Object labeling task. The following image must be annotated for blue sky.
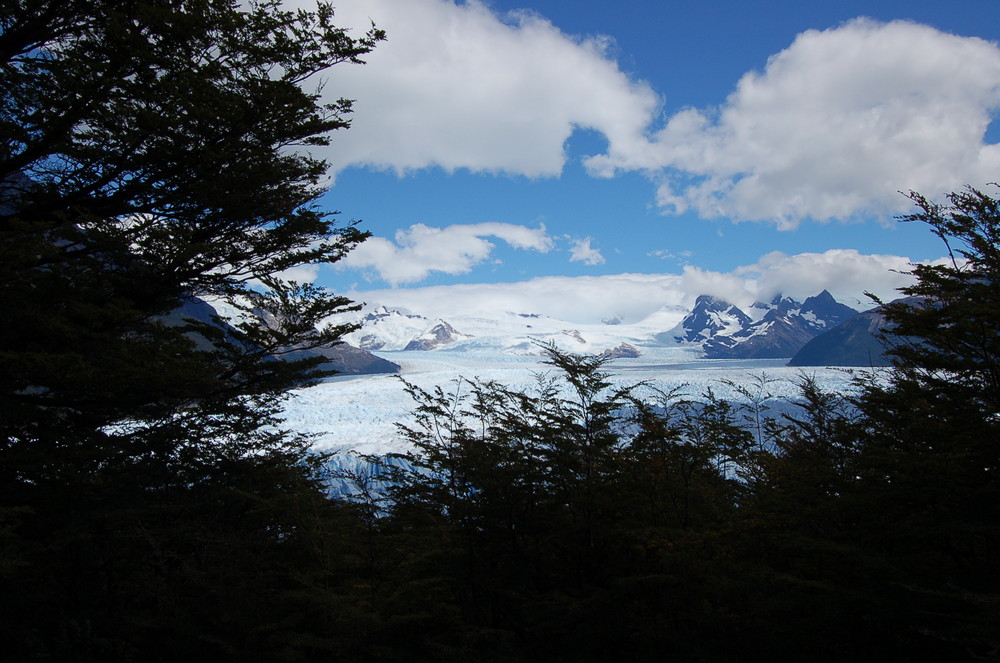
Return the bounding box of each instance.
[286,0,1000,321]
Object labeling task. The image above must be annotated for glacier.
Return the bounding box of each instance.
[269,292,880,460]
[283,345,864,456]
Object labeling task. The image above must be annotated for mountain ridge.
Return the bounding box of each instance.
[334,290,866,362]
[788,296,925,367]
[674,290,858,359]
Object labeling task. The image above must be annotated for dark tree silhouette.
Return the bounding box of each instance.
[0,2,383,660]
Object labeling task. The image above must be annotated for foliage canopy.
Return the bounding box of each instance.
[0,2,384,660]
[3,1,999,656]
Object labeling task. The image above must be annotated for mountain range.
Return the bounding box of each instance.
[172,297,400,376]
[675,290,859,359]
[787,297,924,367]
[332,290,903,367]
[187,288,909,371]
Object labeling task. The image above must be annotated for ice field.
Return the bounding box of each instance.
[283,346,864,456]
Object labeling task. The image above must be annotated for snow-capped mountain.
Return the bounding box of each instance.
[353,306,430,351]
[671,290,858,359]
[789,296,923,367]
[339,304,628,355]
[332,291,861,361]
[183,297,399,375]
[673,295,752,343]
[797,289,859,332]
[403,320,473,351]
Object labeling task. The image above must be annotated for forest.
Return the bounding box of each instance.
[1,1,998,661]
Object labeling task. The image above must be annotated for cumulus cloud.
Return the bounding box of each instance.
[311,0,658,177]
[347,273,687,324]
[339,222,553,285]
[271,263,321,284]
[648,249,694,262]
[733,249,930,306]
[346,249,941,324]
[587,18,1000,226]
[673,249,930,313]
[676,266,754,307]
[298,5,1000,226]
[568,237,605,265]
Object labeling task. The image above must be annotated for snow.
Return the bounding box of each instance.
[283,345,863,456]
[351,306,430,350]
[333,304,695,357]
[237,297,873,457]
[800,311,824,327]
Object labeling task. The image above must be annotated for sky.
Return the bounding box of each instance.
[285,0,1000,323]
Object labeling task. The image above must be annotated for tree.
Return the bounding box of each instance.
[1,0,383,442]
[383,345,753,660]
[0,2,384,659]
[848,187,1000,658]
[862,186,1000,565]
[876,186,1000,412]
[739,186,1000,660]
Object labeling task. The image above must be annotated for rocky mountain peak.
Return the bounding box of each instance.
[674,295,752,343]
[789,296,923,366]
[599,343,640,359]
[672,291,859,359]
[403,320,472,351]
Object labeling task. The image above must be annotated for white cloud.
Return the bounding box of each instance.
[648,249,693,261]
[310,0,658,178]
[339,222,553,285]
[345,249,942,324]
[677,249,930,312]
[677,266,754,307]
[587,19,1000,226]
[733,249,934,307]
[271,263,321,284]
[347,273,687,324]
[297,5,1000,226]
[568,237,605,265]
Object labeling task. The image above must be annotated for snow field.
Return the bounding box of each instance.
[283,347,864,455]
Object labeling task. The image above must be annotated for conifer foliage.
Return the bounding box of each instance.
[3,1,999,656]
[0,0,383,443]
[347,187,1000,660]
[0,2,383,660]
[377,344,749,660]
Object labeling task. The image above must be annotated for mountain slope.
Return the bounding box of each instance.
[284,343,400,375]
[330,291,864,363]
[674,295,751,343]
[788,297,924,367]
[179,298,399,376]
[678,291,859,359]
[404,320,473,351]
